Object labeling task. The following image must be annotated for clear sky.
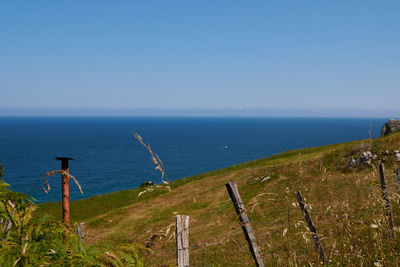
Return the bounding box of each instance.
[1,1,399,114]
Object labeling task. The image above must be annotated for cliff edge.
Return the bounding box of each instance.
[381,119,400,137]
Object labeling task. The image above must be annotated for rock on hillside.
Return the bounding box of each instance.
[380,119,400,137]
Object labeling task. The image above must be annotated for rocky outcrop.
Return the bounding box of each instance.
[360,151,377,164]
[381,119,400,137]
[348,149,400,168]
[140,181,155,187]
[348,151,377,168]
[394,150,400,161]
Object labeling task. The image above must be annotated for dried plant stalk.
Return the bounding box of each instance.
[134,133,171,197]
[134,133,169,183]
[39,170,83,195]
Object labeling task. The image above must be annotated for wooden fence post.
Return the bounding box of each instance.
[379,163,395,238]
[295,191,328,265]
[75,223,85,244]
[226,182,264,267]
[176,215,189,267]
[394,166,400,197]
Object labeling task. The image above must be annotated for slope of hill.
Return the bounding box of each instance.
[36,132,400,266]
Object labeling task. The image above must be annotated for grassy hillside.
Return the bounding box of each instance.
[36,132,400,266]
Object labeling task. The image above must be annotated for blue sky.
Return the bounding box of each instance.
[1,1,399,114]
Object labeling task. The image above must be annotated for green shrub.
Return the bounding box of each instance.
[0,163,144,267]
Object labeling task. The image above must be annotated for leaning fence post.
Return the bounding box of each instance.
[379,163,396,238]
[176,215,189,267]
[394,166,400,197]
[295,191,328,265]
[226,182,264,267]
[75,223,85,244]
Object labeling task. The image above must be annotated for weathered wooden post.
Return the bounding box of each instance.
[55,156,74,227]
[75,223,85,244]
[176,215,189,267]
[226,182,264,267]
[394,166,400,197]
[379,163,395,238]
[295,191,328,265]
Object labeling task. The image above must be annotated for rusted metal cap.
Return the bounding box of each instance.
[55,157,74,161]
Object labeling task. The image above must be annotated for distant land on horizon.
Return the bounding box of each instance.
[0,107,399,118]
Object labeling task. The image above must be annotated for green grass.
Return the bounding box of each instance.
[35,136,359,223]
[34,132,400,266]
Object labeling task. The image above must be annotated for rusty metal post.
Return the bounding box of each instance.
[55,157,73,227]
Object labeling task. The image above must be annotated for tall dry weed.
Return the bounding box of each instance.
[134,133,171,196]
[29,170,83,197]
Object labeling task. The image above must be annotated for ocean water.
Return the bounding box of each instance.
[0,117,387,203]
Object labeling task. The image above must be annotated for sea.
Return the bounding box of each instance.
[0,117,387,203]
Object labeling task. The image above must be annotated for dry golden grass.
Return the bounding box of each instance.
[134,133,171,197]
[32,170,83,195]
[38,133,400,266]
[134,133,168,184]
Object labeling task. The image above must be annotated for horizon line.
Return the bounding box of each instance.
[0,107,399,119]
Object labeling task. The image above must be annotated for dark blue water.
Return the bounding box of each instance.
[0,117,386,202]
